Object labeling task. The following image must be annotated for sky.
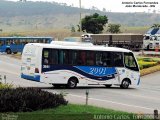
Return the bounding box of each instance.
[7,0,160,13]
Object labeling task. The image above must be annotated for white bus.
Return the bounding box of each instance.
[21,42,140,89]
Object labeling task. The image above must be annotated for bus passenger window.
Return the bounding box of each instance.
[59,50,64,64]
[69,51,78,65]
[50,49,58,64]
[63,50,69,65]
[45,39,49,43]
[102,52,112,67]
[78,51,86,65]
[0,41,4,46]
[96,53,103,66]
[113,52,123,67]
[43,49,49,65]
[86,51,95,65]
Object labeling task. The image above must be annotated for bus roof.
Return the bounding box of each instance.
[26,42,132,53]
[51,41,94,46]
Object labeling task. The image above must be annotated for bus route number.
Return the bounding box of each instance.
[89,67,106,75]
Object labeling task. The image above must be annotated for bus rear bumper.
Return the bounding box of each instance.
[21,73,40,82]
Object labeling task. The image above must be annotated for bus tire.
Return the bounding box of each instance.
[67,77,78,88]
[120,79,130,89]
[6,49,11,54]
[105,84,112,88]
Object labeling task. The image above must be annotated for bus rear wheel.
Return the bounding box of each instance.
[67,78,78,89]
[6,49,11,54]
[120,79,130,89]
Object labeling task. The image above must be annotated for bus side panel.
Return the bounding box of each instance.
[40,69,114,85]
[40,66,116,85]
[116,68,140,86]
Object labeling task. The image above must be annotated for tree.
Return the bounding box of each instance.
[107,24,121,33]
[81,13,108,34]
[71,26,75,32]
[151,24,160,28]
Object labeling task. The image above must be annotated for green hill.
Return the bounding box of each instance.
[0,0,159,33]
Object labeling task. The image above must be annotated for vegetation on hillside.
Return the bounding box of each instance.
[0,0,160,33]
[107,24,121,33]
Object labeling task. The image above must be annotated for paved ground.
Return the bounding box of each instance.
[0,54,160,114]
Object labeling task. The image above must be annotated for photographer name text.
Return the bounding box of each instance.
[122,1,158,8]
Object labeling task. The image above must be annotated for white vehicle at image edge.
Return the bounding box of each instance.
[21,42,140,89]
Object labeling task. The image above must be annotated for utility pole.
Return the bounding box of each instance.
[79,0,82,32]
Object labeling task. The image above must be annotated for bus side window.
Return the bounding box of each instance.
[45,39,49,43]
[86,51,95,65]
[59,50,64,64]
[63,50,69,65]
[96,52,103,66]
[0,40,4,46]
[69,50,78,65]
[6,39,10,45]
[102,52,112,67]
[59,50,69,65]
[43,49,49,65]
[50,49,58,64]
[78,51,86,65]
[113,52,124,67]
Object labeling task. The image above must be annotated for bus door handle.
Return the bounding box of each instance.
[107,75,112,78]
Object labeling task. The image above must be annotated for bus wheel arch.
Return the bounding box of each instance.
[120,78,131,89]
[67,77,79,88]
[6,48,12,54]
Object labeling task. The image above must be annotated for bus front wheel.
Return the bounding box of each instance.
[6,49,11,54]
[120,79,130,89]
[67,77,78,88]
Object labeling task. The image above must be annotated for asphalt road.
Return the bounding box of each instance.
[0,54,160,114]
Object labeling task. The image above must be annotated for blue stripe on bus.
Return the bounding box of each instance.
[21,73,40,82]
[42,65,117,81]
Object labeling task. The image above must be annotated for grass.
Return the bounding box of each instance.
[0,29,72,40]
[137,57,160,70]
[120,26,149,34]
[138,61,157,70]
[0,104,145,120]
[140,64,160,76]
[137,56,160,76]
[0,83,13,89]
